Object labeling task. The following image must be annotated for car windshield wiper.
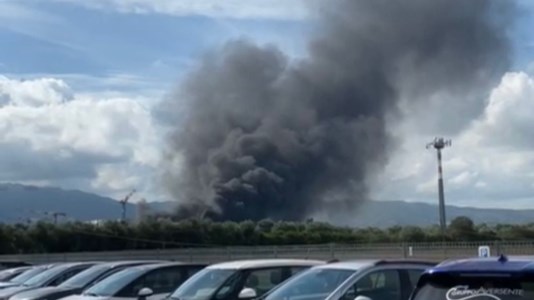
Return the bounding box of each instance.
[83,292,100,297]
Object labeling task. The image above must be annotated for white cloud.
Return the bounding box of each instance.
[0,75,162,201]
[467,72,534,150]
[52,0,313,20]
[0,76,73,106]
[371,71,534,209]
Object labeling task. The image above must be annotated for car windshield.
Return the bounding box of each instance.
[9,267,47,284]
[83,267,144,297]
[412,273,534,300]
[170,268,236,300]
[0,269,19,281]
[59,265,109,289]
[23,265,70,287]
[264,268,356,300]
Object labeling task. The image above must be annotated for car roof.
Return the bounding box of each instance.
[96,260,165,268]
[314,259,436,271]
[207,259,325,270]
[3,266,31,273]
[314,260,379,270]
[426,255,534,275]
[126,262,206,272]
[57,262,101,268]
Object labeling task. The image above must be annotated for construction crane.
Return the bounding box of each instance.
[120,189,136,222]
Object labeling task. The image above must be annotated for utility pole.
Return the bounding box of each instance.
[426,137,452,236]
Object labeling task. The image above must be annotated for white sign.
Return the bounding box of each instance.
[478,246,491,257]
[446,285,523,300]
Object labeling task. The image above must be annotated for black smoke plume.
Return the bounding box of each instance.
[161,0,513,221]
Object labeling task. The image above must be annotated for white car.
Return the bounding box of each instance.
[58,263,206,300]
[261,260,435,300]
[168,259,324,300]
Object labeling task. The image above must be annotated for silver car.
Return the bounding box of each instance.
[169,259,324,300]
[59,262,206,300]
[262,260,435,300]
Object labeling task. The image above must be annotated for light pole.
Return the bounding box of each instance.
[426,137,451,236]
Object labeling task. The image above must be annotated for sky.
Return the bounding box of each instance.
[1,0,534,210]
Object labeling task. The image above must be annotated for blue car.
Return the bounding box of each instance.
[409,255,534,300]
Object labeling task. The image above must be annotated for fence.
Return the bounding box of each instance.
[1,241,534,264]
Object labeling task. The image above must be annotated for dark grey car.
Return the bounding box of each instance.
[0,264,56,290]
[0,262,98,300]
[9,261,164,300]
[0,267,32,282]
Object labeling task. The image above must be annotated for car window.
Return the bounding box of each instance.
[49,267,86,286]
[24,265,72,287]
[0,269,23,281]
[59,265,110,288]
[341,270,401,300]
[186,266,205,278]
[289,267,309,276]
[0,270,13,281]
[406,269,424,290]
[264,268,356,300]
[412,273,534,300]
[9,267,47,284]
[84,267,145,297]
[119,266,186,297]
[171,268,237,300]
[242,268,285,297]
[213,270,244,300]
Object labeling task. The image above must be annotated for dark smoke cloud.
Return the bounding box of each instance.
[161,0,514,221]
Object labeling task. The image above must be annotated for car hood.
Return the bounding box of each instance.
[0,286,34,299]
[10,287,76,300]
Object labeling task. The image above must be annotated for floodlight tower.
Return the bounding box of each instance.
[426,137,452,235]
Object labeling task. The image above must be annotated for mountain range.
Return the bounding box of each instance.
[0,183,533,227]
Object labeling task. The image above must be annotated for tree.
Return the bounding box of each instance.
[400,226,426,242]
[448,216,477,241]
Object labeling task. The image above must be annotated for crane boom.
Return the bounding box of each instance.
[120,189,136,221]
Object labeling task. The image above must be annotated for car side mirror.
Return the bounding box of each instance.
[355,296,372,300]
[138,287,154,300]
[238,288,257,299]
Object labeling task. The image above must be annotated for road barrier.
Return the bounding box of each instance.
[1,241,533,264]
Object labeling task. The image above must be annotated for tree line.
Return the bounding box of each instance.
[1,216,534,254]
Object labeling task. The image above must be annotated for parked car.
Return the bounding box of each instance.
[0,262,31,271]
[409,255,534,300]
[0,267,32,282]
[0,262,98,300]
[262,259,435,300]
[169,259,325,300]
[0,264,57,290]
[60,262,207,300]
[10,261,164,300]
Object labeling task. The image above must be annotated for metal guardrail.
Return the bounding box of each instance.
[1,241,534,264]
